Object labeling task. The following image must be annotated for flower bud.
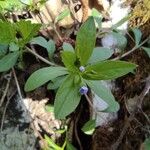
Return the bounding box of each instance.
[79,66,85,72]
[79,86,88,95]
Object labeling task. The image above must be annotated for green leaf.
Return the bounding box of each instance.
[25,67,68,92]
[91,8,102,29]
[0,21,16,44]
[142,47,150,58]
[44,135,62,150]
[0,44,8,58]
[86,80,119,112]
[63,42,74,52]
[112,15,130,29]
[47,40,55,59]
[31,36,48,47]
[20,0,32,5]
[47,75,67,90]
[111,32,127,50]
[54,75,81,119]
[9,42,19,52]
[66,141,77,150]
[88,47,114,64]
[92,8,102,18]
[83,60,136,80]
[16,20,41,45]
[31,36,55,60]
[81,119,96,135]
[132,28,142,46]
[76,17,96,65]
[55,8,70,23]
[45,104,54,113]
[143,138,150,150]
[61,51,77,71]
[148,39,150,47]
[0,0,24,11]
[0,52,19,72]
[55,128,67,134]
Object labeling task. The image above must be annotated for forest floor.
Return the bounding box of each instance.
[0,0,150,150]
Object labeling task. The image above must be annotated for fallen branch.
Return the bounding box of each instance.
[12,68,23,101]
[0,92,11,132]
[0,72,12,107]
[0,72,12,132]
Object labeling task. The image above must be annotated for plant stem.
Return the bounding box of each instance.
[40,11,63,42]
[26,46,58,66]
[84,94,94,111]
[113,37,150,60]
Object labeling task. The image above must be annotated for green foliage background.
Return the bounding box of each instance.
[0,0,24,11]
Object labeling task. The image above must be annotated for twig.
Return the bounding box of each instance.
[53,24,63,42]
[12,68,23,101]
[137,76,150,108]
[26,46,57,66]
[138,77,150,125]
[31,121,48,149]
[111,115,133,150]
[0,93,11,132]
[113,37,150,60]
[74,107,83,150]
[0,72,12,132]
[111,78,150,150]
[84,94,94,111]
[0,72,12,107]
[140,108,150,125]
[126,31,135,43]
[40,10,63,41]
[12,68,48,148]
[12,67,32,120]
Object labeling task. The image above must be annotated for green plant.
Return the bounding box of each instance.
[130,28,150,58]
[20,0,47,11]
[44,132,76,150]
[25,17,136,119]
[0,20,41,71]
[44,134,66,150]
[143,138,150,150]
[31,36,56,60]
[81,119,96,135]
[0,0,24,12]
[43,123,76,150]
[0,8,70,71]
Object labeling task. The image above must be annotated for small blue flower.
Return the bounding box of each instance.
[79,66,85,72]
[79,86,88,95]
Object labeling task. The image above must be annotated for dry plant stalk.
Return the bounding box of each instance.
[80,0,108,22]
